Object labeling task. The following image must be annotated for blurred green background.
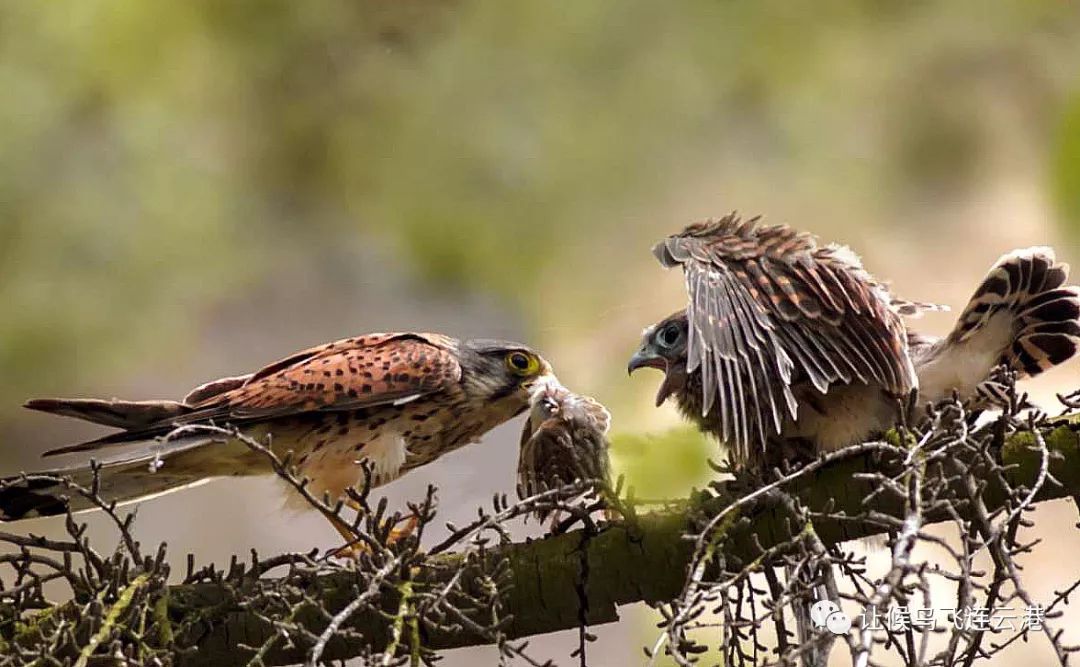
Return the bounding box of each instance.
[3,1,1080,664]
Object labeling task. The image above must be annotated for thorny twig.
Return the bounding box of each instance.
[0,424,612,666]
[2,377,1080,666]
[648,376,1080,667]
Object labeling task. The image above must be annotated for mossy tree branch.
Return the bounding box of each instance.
[160,421,1080,666]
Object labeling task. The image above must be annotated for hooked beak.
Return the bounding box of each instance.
[628,346,676,407]
[627,347,666,376]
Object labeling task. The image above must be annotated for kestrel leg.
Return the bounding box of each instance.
[326,495,421,558]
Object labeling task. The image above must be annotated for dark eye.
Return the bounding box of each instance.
[506,351,539,375]
[657,324,682,348]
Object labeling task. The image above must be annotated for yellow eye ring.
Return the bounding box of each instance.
[506,351,539,376]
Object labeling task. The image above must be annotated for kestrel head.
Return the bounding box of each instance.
[627,311,690,407]
[459,339,555,417]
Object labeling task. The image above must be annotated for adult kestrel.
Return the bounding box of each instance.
[628,214,1080,465]
[1,332,555,541]
[517,378,612,525]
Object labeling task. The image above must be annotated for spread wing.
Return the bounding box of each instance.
[653,215,915,458]
[39,332,462,456]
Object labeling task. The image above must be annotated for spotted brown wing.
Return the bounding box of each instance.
[653,215,915,458]
[199,332,461,418]
[42,333,463,456]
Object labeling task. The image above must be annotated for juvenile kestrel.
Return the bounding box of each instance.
[2,332,554,540]
[517,378,612,525]
[628,214,1080,464]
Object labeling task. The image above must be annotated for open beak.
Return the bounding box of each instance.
[653,373,679,407]
[628,346,675,407]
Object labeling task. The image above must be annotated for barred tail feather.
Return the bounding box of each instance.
[951,247,1080,377]
[916,247,1080,405]
[1008,295,1080,375]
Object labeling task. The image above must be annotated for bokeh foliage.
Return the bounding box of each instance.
[2,0,1079,427]
[608,427,715,501]
[1053,94,1080,230]
[3,4,1080,662]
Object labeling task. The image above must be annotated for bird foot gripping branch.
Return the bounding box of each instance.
[328,512,421,560]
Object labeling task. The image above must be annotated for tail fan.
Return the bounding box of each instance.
[917,247,1080,404]
[949,247,1080,377]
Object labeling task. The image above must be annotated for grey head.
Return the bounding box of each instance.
[627,310,691,407]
